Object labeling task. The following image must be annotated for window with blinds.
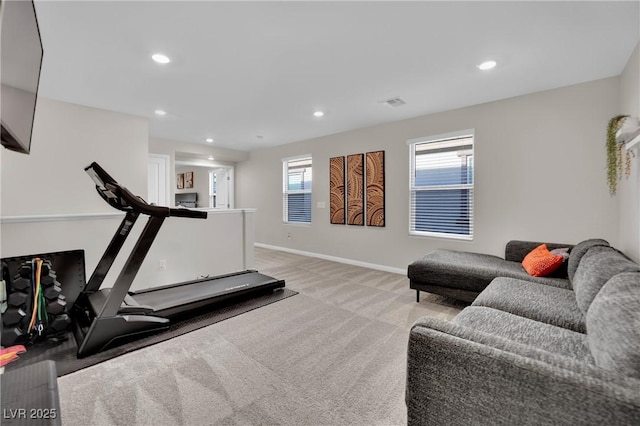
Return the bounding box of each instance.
[409,132,474,239]
[283,156,312,223]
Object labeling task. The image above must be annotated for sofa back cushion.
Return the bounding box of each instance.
[505,240,573,263]
[586,272,640,379]
[573,246,639,313]
[567,239,609,285]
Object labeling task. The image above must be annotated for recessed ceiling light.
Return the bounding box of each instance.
[206,138,214,143]
[152,53,171,64]
[154,109,167,116]
[208,156,214,160]
[477,60,497,71]
[313,111,324,118]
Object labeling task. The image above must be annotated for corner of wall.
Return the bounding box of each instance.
[617,42,640,262]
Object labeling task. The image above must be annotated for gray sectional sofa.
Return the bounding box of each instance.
[406,239,640,425]
[407,240,576,302]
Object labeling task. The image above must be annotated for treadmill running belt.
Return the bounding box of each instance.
[130,271,284,315]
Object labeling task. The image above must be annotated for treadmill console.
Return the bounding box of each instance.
[84,162,207,219]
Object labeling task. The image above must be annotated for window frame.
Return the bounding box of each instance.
[407,129,475,241]
[282,154,313,224]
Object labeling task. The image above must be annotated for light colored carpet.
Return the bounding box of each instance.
[58,247,466,425]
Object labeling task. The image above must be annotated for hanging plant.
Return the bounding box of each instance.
[607,114,629,195]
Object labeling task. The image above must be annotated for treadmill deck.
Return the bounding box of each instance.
[130,270,284,315]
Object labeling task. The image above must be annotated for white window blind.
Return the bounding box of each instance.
[283,156,312,223]
[409,133,474,239]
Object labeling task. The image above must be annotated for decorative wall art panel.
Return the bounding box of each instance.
[346,154,364,226]
[366,151,385,227]
[329,156,346,224]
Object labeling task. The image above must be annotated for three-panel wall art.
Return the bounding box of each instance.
[330,151,385,227]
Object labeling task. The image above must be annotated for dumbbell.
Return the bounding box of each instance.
[11,276,31,291]
[18,264,32,278]
[40,261,57,285]
[40,261,52,276]
[43,284,62,300]
[2,308,26,326]
[1,327,23,346]
[47,295,67,315]
[40,273,57,287]
[48,313,71,333]
[8,291,28,307]
[14,263,34,290]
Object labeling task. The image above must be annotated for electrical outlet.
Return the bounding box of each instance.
[287,233,292,240]
[159,259,167,271]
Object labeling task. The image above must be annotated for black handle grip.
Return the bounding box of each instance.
[169,208,208,219]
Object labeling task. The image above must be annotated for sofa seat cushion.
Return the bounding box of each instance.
[573,246,640,313]
[587,272,640,379]
[408,249,569,294]
[454,306,593,361]
[472,277,585,332]
[493,262,571,289]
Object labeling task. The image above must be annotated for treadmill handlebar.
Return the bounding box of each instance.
[85,162,208,219]
[170,207,208,219]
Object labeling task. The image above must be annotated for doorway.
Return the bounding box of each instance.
[209,167,235,209]
[148,154,170,206]
[174,159,235,209]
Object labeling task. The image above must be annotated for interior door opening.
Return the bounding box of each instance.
[148,154,170,206]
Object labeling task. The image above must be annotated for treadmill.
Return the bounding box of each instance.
[73,162,285,358]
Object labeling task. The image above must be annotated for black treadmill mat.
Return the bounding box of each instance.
[4,288,298,377]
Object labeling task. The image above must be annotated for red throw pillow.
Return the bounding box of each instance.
[522,244,564,277]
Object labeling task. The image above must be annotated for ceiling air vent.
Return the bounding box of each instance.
[383,97,406,107]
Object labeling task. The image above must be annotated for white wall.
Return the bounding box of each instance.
[1,97,149,277]
[1,97,148,216]
[132,209,254,288]
[617,43,640,262]
[237,77,621,270]
[1,210,255,291]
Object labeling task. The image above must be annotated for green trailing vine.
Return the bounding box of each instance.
[607,114,629,195]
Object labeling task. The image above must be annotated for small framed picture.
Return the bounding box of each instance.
[177,173,184,189]
[185,171,194,188]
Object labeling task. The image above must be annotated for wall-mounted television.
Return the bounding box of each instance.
[1,0,44,155]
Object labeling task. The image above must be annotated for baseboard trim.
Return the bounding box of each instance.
[254,242,406,275]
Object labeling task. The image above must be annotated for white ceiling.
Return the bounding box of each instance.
[34,1,639,152]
